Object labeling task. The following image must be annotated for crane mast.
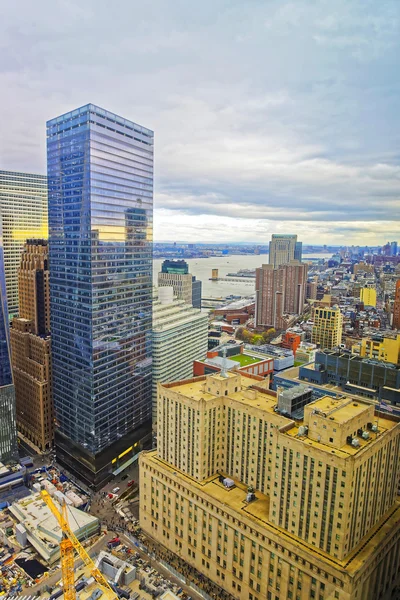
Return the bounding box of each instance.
[41,490,118,599]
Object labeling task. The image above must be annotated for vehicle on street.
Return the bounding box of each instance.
[112,487,120,493]
[127,480,135,487]
[121,474,129,480]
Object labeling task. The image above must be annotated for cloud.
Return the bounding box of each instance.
[0,0,399,245]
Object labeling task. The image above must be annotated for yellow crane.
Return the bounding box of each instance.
[41,490,118,600]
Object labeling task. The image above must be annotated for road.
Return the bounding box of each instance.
[118,533,206,600]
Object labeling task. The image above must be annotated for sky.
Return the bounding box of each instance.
[1,0,399,245]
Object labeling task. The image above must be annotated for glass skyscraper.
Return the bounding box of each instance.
[0,221,18,463]
[47,104,153,486]
[0,170,48,316]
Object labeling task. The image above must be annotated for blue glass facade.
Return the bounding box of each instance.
[47,104,153,483]
[0,222,17,462]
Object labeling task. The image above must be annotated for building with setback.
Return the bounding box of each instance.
[10,240,53,451]
[140,372,400,600]
[152,287,208,426]
[0,171,48,315]
[269,234,302,268]
[256,261,308,329]
[47,104,153,487]
[158,259,202,308]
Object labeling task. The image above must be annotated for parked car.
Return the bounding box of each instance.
[127,480,135,487]
[121,474,129,481]
[112,487,120,493]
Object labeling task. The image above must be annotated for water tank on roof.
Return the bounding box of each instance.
[159,287,174,305]
[362,431,370,440]
[351,438,360,448]
[298,426,308,436]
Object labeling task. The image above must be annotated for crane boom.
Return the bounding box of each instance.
[41,490,117,599]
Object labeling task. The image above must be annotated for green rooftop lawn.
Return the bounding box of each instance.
[230,354,261,366]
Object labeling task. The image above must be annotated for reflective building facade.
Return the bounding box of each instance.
[0,223,18,462]
[47,104,153,486]
[0,171,48,315]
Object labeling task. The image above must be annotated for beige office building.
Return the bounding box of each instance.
[140,372,400,600]
[0,171,48,315]
[269,234,300,268]
[10,240,53,451]
[158,271,193,306]
[311,306,343,350]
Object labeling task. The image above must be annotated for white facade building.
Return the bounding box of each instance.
[152,287,208,426]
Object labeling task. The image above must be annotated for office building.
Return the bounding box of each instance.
[311,305,343,349]
[360,287,376,307]
[391,241,398,256]
[152,287,208,426]
[300,349,400,404]
[158,259,202,308]
[351,333,400,365]
[0,171,48,315]
[393,279,400,330]
[294,241,302,262]
[0,224,17,462]
[140,372,400,600]
[256,261,308,329]
[47,104,153,487]
[10,240,53,451]
[269,234,298,268]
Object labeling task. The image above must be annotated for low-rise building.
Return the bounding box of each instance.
[300,350,400,405]
[351,332,400,364]
[9,492,99,563]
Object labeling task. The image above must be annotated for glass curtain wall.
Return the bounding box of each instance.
[47,104,153,459]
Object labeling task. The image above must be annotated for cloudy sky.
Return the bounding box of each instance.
[1,0,399,245]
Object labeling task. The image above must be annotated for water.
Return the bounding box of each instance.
[153,254,331,298]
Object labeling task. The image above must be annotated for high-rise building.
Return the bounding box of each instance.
[140,372,400,600]
[360,287,377,307]
[269,234,298,268]
[152,287,208,426]
[294,240,302,262]
[390,241,398,256]
[311,305,343,349]
[10,240,53,451]
[0,223,17,462]
[256,261,308,329]
[158,259,202,308]
[393,279,400,330]
[47,104,153,487]
[306,275,318,300]
[0,171,48,315]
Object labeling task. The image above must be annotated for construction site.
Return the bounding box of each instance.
[0,458,196,600]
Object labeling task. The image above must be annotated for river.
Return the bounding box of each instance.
[153,254,331,298]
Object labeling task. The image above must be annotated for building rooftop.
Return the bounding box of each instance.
[9,492,99,563]
[146,451,400,576]
[162,373,277,412]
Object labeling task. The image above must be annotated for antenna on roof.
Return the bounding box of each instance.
[221,347,229,378]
